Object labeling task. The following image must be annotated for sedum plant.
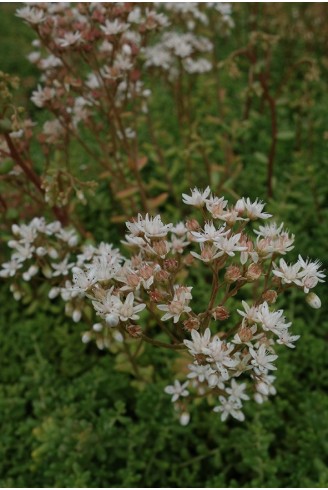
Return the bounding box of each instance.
[1,188,324,424]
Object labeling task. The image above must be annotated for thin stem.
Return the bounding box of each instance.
[141,334,186,351]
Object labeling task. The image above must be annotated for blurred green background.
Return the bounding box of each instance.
[0,3,328,487]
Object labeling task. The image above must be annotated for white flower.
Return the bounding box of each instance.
[117,292,146,322]
[72,267,95,293]
[257,302,291,335]
[184,327,211,355]
[297,255,325,293]
[182,186,211,207]
[253,372,277,397]
[56,31,83,48]
[213,396,245,422]
[205,196,228,218]
[126,214,172,239]
[16,6,45,24]
[56,228,79,247]
[171,221,188,236]
[187,363,214,383]
[183,58,212,73]
[272,258,303,286]
[249,344,278,373]
[31,85,55,108]
[190,243,224,263]
[92,287,121,320]
[100,19,129,36]
[157,292,191,323]
[237,300,260,324]
[164,380,189,402]
[214,233,247,257]
[191,222,228,243]
[236,198,272,220]
[0,259,22,277]
[52,256,74,277]
[254,222,284,238]
[86,255,121,283]
[276,330,300,349]
[203,337,238,379]
[170,235,190,254]
[226,379,250,402]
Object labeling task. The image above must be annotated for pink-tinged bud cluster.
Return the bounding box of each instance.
[1,189,325,424]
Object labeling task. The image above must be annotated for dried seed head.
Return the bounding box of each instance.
[149,289,163,303]
[126,273,140,288]
[184,253,195,266]
[212,305,230,321]
[164,259,179,272]
[186,219,200,232]
[155,269,170,283]
[238,325,253,342]
[225,265,242,283]
[183,316,200,331]
[126,324,143,338]
[151,240,169,257]
[262,289,277,304]
[90,283,106,301]
[246,263,262,281]
[139,264,154,280]
[272,275,281,287]
[194,353,208,366]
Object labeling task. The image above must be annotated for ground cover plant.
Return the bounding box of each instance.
[0,3,328,488]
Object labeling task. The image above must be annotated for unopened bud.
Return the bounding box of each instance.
[186,219,200,232]
[126,324,142,338]
[36,246,47,256]
[245,263,262,281]
[48,247,58,259]
[224,265,242,283]
[305,292,321,309]
[106,313,120,327]
[48,287,59,299]
[12,224,20,235]
[13,291,22,301]
[73,309,82,323]
[82,332,92,344]
[212,306,230,321]
[28,265,39,277]
[22,272,31,281]
[262,289,277,304]
[179,412,190,426]
[92,323,103,332]
[183,316,200,331]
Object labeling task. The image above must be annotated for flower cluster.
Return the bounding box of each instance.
[0,3,234,222]
[2,188,324,424]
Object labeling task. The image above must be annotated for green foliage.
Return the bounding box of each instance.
[1,283,328,487]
